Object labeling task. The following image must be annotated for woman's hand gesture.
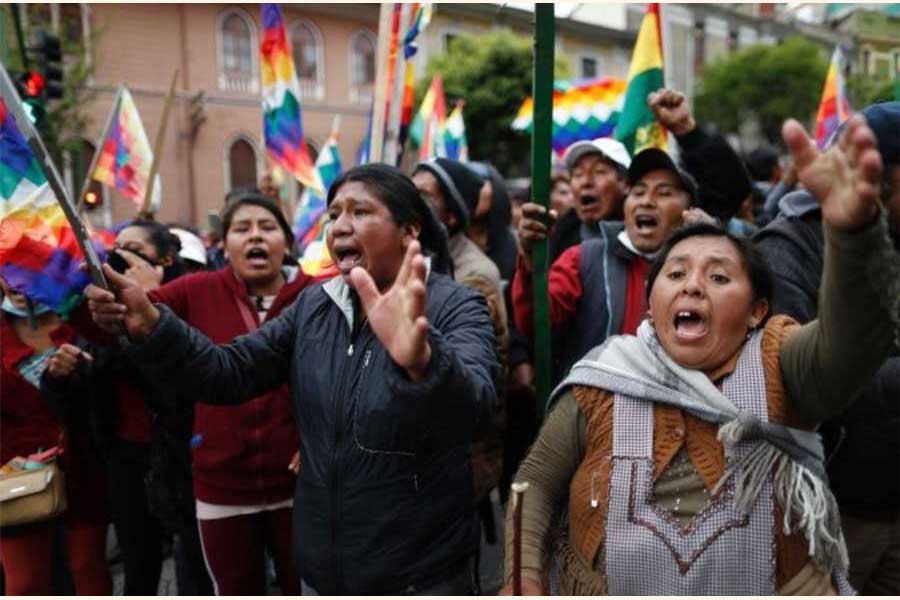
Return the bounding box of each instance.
[46,343,92,379]
[783,115,883,231]
[350,240,432,381]
[84,264,160,340]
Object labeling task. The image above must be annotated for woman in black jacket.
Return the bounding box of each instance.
[84,164,501,595]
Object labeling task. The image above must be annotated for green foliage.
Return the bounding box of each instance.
[695,36,828,145]
[414,29,571,176]
[846,73,898,109]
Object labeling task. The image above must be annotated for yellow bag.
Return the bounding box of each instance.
[0,462,66,528]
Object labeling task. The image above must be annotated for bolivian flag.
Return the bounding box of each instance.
[616,3,667,155]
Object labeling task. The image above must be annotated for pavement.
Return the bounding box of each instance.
[110,490,506,595]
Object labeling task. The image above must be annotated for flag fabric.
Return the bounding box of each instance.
[261,3,323,194]
[294,134,342,248]
[91,88,161,210]
[409,73,447,161]
[815,47,852,150]
[403,3,432,59]
[299,221,338,278]
[0,96,94,315]
[616,3,667,155]
[512,77,627,157]
[398,4,432,158]
[443,100,468,162]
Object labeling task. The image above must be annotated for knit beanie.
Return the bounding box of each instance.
[413,158,484,231]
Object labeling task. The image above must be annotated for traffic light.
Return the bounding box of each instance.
[83,191,101,210]
[15,70,48,127]
[28,30,64,101]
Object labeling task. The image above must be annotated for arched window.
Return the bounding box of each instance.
[225,136,259,190]
[291,19,324,100]
[349,30,376,103]
[217,9,259,94]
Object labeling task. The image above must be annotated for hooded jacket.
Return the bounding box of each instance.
[124,270,500,594]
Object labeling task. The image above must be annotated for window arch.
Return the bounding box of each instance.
[349,30,376,103]
[290,18,325,100]
[224,135,260,191]
[216,8,259,94]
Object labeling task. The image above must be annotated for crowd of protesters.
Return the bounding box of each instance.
[1,90,898,596]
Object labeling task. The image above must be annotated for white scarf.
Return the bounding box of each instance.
[552,320,849,574]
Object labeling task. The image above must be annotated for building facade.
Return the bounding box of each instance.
[10,3,379,229]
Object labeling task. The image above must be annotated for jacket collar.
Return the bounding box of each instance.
[322,257,433,331]
[223,265,312,321]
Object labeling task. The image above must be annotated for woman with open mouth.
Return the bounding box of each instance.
[82,164,499,595]
[501,115,898,595]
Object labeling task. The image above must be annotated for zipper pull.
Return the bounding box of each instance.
[347,343,354,357]
[363,350,371,367]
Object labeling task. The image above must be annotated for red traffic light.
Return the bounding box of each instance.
[24,71,46,98]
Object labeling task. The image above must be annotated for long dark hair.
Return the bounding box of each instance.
[646,222,774,321]
[121,219,185,283]
[327,164,452,275]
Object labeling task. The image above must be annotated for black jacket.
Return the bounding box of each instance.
[755,193,899,517]
[125,271,500,594]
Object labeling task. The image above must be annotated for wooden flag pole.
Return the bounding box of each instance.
[76,84,124,213]
[531,4,555,419]
[141,69,179,218]
[369,4,394,163]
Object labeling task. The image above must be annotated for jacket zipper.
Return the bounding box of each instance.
[329,316,370,592]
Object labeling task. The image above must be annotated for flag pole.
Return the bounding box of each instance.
[0,64,108,290]
[369,4,394,163]
[531,4,554,419]
[76,84,124,213]
[384,2,412,166]
[141,69,179,218]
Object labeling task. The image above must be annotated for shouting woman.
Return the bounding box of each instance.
[83,164,500,595]
[502,116,899,595]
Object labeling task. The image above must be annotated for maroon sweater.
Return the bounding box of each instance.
[150,267,315,505]
[1,316,67,465]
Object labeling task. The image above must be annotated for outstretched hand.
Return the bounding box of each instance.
[782,115,883,231]
[84,264,160,340]
[349,241,432,381]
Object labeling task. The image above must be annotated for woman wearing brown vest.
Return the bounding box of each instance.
[502,116,899,595]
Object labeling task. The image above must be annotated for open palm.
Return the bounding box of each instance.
[350,241,432,380]
[783,115,883,231]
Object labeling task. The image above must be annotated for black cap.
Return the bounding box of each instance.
[861,101,900,165]
[627,148,699,204]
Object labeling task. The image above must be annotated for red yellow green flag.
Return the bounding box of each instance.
[616,3,667,155]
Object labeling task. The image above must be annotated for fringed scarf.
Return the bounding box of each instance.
[551,320,849,574]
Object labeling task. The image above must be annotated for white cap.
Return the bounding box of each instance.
[169,227,208,266]
[562,137,631,171]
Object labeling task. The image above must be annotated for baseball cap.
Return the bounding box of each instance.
[627,148,698,203]
[563,137,631,172]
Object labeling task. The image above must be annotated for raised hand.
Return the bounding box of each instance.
[517,202,558,263]
[349,240,432,381]
[782,115,883,232]
[46,343,93,379]
[648,88,695,136]
[84,264,160,339]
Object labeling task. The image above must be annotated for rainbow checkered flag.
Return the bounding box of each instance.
[91,87,161,210]
[261,3,323,194]
[0,64,105,315]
